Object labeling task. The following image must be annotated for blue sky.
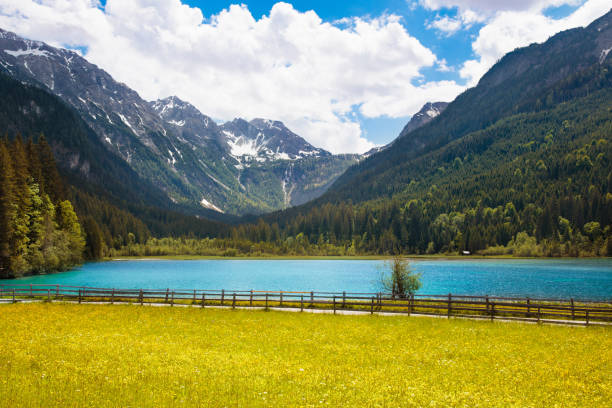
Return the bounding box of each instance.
[1,0,605,152]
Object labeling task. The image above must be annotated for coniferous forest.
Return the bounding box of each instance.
[0,136,84,278]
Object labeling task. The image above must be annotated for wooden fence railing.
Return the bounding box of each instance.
[1,284,611,326]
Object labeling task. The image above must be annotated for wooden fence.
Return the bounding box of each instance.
[1,284,611,326]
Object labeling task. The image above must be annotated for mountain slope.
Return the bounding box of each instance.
[0,29,358,216]
[0,71,228,244]
[326,9,612,204]
[363,101,449,157]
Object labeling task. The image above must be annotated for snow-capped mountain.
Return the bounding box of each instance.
[220,118,327,165]
[0,28,359,215]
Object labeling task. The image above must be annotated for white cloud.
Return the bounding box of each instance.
[427,9,484,36]
[0,0,466,154]
[458,0,611,85]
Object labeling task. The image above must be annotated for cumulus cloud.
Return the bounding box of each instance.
[421,0,610,85]
[427,9,483,36]
[458,0,611,85]
[0,0,466,154]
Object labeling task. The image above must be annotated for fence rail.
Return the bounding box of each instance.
[1,284,611,326]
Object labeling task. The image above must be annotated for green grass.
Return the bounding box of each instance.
[0,303,610,407]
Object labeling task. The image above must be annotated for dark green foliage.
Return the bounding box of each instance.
[0,138,84,278]
[82,216,105,260]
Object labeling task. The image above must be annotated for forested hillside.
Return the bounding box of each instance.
[0,137,84,278]
[326,10,612,204]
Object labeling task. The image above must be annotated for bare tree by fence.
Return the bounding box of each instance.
[379,257,421,299]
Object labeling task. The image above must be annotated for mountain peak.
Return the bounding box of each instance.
[250,118,286,131]
[398,101,449,138]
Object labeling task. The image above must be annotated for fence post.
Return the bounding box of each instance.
[201,293,206,308]
[571,298,575,320]
[537,306,541,324]
[300,295,304,312]
[193,290,196,304]
[333,295,336,315]
[371,297,374,315]
[221,289,225,306]
[111,288,115,304]
[232,293,236,309]
[12,289,15,303]
[490,301,495,321]
[342,291,346,309]
[409,293,414,315]
[447,293,452,318]
[265,293,269,310]
[250,290,253,307]
[78,289,82,304]
[139,289,144,306]
[30,284,32,297]
[485,296,490,316]
[171,291,174,307]
[47,289,51,302]
[56,285,60,298]
[310,291,314,306]
[280,292,283,308]
[585,310,590,326]
[526,297,531,317]
[165,288,169,303]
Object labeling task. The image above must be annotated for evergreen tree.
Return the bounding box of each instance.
[0,142,15,277]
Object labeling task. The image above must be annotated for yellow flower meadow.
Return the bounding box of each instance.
[0,303,610,407]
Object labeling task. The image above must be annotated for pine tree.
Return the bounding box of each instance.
[10,135,32,276]
[0,142,16,277]
[83,216,105,260]
[38,134,66,202]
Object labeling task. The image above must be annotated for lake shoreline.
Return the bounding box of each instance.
[108,254,612,261]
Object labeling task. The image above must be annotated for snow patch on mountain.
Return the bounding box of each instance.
[600,47,612,63]
[200,197,223,213]
[426,108,441,118]
[117,113,137,135]
[4,47,50,58]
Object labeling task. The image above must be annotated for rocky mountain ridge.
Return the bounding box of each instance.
[0,28,358,215]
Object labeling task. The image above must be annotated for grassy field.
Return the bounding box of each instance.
[0,304,610,407]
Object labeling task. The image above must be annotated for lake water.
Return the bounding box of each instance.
[1,259,612,300]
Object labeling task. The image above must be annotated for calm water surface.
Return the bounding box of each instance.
[2,259,612,300]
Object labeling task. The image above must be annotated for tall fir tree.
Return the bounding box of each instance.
[0,142,16,277]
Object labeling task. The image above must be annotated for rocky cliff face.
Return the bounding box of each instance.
[399,102,449,137]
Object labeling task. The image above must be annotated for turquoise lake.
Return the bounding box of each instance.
[1,259,612,300]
